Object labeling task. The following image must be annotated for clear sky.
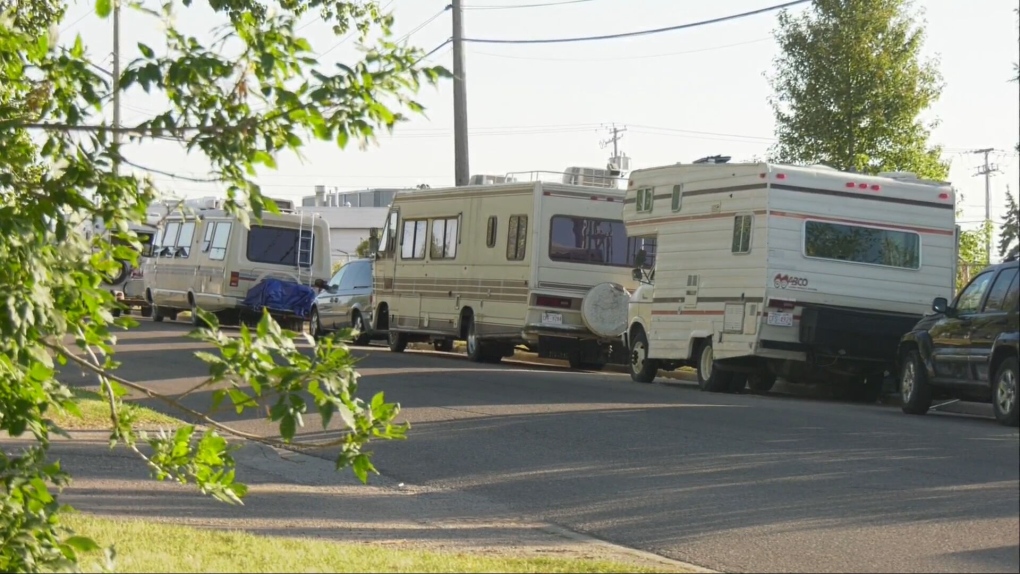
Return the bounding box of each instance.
[61,0,1019,241]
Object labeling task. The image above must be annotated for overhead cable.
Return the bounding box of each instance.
[463,0,598,9]
[462,0,810,44]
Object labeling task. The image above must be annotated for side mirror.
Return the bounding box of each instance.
[632,268,643,281]
[327,284,339,294]
[634,249,647,268]
[368,227,380,254]
[932,296,948,314]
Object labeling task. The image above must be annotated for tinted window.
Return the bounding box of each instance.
[506,215,528,261]
[548,215,644,267]
[804,220,920,269]
[955,271,994,314]
[329,267,346,287]
[984,268,1019,312]
[246,225,314,267]
[486,216,497,248]
[339,262,372,289]
[732,215,753,254]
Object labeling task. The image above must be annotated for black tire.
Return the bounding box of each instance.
[747,371,777,394]
[310,307,324,340]
[900,349,932,415]
[140,305,153,318]
[629,328,658,383]
[433,339,454,352]
[728,374,748,394]
[465,315,487,363]
[388,330,408,353]
[991,356,1018,427]
[190,300,202,327]
[152,304,164,323]
[111,308,122,318]
[351,312,371,346]
[695,340,734,393]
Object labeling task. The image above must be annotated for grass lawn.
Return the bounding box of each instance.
[65,515,669,573]
[51,388,181,430]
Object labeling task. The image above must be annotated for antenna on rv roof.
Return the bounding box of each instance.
[692,155,731,164]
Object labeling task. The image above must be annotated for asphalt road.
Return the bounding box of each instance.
[61,320,1020,573]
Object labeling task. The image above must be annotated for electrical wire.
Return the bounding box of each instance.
[469,37,772,62]
[463,0,598,9]
[462,0,809,44]
[395,5,451,44]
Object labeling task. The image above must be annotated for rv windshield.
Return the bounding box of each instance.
[548,215,655,268]
[247,225,314,267]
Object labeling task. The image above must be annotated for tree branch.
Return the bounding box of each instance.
[47,341,356,451]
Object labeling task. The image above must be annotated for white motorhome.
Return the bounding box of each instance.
[373,169,650,368]
[143,197,332,329]
[622,157,956,402]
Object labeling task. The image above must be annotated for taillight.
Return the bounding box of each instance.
[229,271,239,287]
[536,295,571,309]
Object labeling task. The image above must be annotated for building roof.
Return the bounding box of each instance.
[298,206,389,229]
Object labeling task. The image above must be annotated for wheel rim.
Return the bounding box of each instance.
[354,315,363,334]
[700,345,714,379]
[631,341,646,373]
[389,331,399,345]
[901,361,916,402]
[996,368,1016,415]
[311,311,319,335]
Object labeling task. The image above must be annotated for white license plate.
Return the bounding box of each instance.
[767,312,794,327]
[541,311,563,326]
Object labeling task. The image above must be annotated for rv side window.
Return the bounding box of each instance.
[159,221,181,258]
[379,211,398,254]
[548,215,641,267]
[401,219,428,260]
[732,215,753,254]
[803,220,920,269]
[430,217,459,260]
[246,225,314,268]
[201,222,215,252]
[671,184,683,212]
[636,188,654,213]
[506,214,528,261]
[209,222,231,261]
[175,221,196,258]
[486,216,497,248]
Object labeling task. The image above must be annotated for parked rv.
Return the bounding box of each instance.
[142,197,332,330]
[373,168,650,369]
[91,217,158,317]
[622,157,957,402]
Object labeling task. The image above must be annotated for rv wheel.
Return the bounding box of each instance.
[695,340,734,393]
[388,330,408,353]
[628,328,658,383]
[152,304,164,323]
[747,371,777,394]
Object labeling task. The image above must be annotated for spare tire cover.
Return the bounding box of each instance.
[580,282,630,338]
[104,261,130,287]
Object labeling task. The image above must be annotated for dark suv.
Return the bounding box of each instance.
[897,255,1019,426]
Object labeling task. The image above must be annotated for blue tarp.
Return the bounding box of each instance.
[242,278,316,319]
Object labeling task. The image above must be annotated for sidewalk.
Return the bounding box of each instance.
[0,432,704,572]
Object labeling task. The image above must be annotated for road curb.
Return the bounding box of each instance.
[537,523,718,573]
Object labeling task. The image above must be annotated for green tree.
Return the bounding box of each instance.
[355,237,372,257]
[999,188,1019,259]
[766,0,948,180]
[0,0,446,570]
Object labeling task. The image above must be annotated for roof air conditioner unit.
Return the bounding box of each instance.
[562,166,617,189]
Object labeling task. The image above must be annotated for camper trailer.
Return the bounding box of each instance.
[143,197,332,329]
[373,170,650,369]
[622,158,957,402]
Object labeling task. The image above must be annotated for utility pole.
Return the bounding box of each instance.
[451,0,470,186]
[112,0,122,176]
[599,123,627,159]
[971,148,1001,262]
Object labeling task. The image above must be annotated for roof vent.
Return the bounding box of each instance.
[692,155,731,164]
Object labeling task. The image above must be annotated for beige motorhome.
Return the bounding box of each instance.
[373,171,651,369]
[622,157,957,402]
[143,197,332,329]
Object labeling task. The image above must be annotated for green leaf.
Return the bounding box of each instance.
[137,43,155,58]
[96,0,112,18]
[63,536,101,553]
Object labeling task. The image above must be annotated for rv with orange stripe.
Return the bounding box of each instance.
[373,168,652,369]
[623,156,957,402]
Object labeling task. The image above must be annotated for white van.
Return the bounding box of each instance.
[143,198,332,329]
[622,158,957,402]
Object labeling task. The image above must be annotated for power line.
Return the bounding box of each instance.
[396,5,451,44]
[468,37,772,62]
[463,0,598,9]
[461,0,810,44]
